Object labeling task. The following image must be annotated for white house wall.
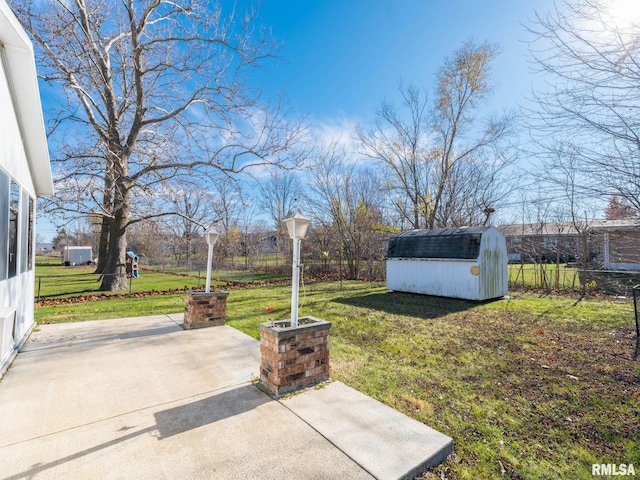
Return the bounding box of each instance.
[0,54,35,197]
[0,52,36,374]
[0,0,52,376]
[0,272,34,370]
[0,173,36,375]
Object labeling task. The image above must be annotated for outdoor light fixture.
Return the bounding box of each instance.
[284,208,310,240]
[204,225,220,293]
[283,209,310,327]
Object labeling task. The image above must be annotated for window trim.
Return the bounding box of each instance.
[8,181,19,278]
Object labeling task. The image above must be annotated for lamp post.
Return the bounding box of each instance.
[283,209,310,327]
[203,225,220,293]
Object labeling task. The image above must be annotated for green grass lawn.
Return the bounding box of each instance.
[35,261,282,299]
[35,264,219,299]
[508,263,640,295]
[35,254,63,266]
[33,280,640,479]
[508,263,581,290]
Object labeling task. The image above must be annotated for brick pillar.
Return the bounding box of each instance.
[259,316,331,397]
[183,290,229,329]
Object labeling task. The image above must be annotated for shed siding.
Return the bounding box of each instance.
[386,226,508,301]
[479,230,508,300]
[387,259,481,300]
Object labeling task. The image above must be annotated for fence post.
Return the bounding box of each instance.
[633,285,640,338]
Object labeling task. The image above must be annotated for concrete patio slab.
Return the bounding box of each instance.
[0,314,452,479]
[284,382,453,479]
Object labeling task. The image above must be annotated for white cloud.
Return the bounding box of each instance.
[308,114,372,165]
[311,115,358,149]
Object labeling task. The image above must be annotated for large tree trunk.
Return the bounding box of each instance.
[95,167,114,274]
[94,216,110,274]
[100,214,129,291]
[99,172,130,291]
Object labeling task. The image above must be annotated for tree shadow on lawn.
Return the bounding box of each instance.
[333,290,484,320]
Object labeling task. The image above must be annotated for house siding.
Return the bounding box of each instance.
[0,1,52,376]
[498,221,640,271]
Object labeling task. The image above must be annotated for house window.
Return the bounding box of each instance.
[0,169,8,280]
[28,197,34,270]
[8,181,19,278]
[20,190,33,273]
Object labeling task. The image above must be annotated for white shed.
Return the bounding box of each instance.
[0,0,53,376]
[386,227,508,301]
[63,246,93,266]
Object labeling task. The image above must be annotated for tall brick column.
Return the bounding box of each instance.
[259,316,331,397]
[183,290,229,329]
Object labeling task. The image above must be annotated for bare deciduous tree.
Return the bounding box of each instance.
[436,151,516,227]
[306,146,388,280]
[156,180,218,267]
[527,0,640,215]
[357,83,431,229]
[357,40,515,230]
[431,40,515,227]
[13,0,306,290]
[257,168,301,260]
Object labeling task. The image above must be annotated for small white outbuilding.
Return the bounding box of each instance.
[63,246,93,266]
[386,227,508,301]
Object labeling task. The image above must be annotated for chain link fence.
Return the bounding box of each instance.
[142,256,640,295]
[36,254,640,299]
[508,263,640,296]
[144,257,260,283]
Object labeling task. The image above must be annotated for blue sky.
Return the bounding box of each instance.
[250,0,555,125]
[38,0,559,243]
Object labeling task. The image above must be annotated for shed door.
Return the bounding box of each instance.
[479,234,507,299]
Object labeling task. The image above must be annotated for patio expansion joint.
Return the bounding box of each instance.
[274,390,377,479]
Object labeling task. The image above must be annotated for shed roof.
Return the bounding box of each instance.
[387,227,490,260]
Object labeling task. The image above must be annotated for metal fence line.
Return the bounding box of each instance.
[35,258,640,300]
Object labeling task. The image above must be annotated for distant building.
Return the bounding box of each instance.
[498,219,640,271]
[0,1,53,376]
[36,242,53,254]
